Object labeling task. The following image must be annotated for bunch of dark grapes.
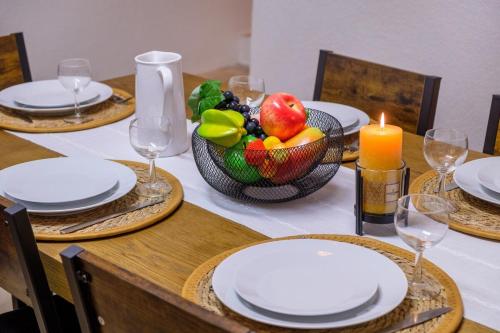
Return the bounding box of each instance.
[216,91,267,140]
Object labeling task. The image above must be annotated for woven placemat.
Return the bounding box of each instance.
[31,160,183,241]
[0,88,134,133]
[182,235,463,333]
[410,170,500,241]
[342,150,358,163]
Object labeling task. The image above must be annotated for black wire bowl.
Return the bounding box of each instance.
[192,108,344,203]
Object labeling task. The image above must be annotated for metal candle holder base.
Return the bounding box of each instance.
[354,161,410,236]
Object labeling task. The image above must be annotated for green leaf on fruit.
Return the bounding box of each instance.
[189,80,224,122]
[198,95,224,116]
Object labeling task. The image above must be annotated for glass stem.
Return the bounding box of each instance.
[437,172,446,197]
[412,250,424,285]
[149,158,157,184]
[74,92,80,118]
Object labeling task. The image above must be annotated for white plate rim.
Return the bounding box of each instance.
[476,159,500,194]
[454,157,500,206]
[0,158,120,204]
[301,101,370,135]
[13,80,99,108]
[233,245,379,316]
[0,80,113,115]
[212,239,408,329]
[0,158,137,215]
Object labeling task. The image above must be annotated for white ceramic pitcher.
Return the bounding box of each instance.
[134,51,188,157]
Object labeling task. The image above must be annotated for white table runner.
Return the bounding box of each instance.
[10,117,500,330]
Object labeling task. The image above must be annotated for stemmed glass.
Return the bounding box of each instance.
[228,75,265,107]
[129,116,172,198]
[423,128,468,196]
[58,58,92,124]
[395,194,450,299]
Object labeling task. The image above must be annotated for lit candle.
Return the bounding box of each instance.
[358,114,403,214]
[359,113,402,170]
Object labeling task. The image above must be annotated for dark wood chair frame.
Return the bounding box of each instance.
[61,245,253,333]
[12,32,32,83]
[483,95,500,154]
[1,201,63,333]
[313,50,441,135]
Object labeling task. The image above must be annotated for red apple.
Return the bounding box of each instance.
[260,93,306,141]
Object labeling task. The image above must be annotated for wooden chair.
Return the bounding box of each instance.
[0,32,32,91]
[483,95,500,155]
[313,50,441,135]
[0,198,80,333]
[60,245,253,333]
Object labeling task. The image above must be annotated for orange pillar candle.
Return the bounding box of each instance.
[358,114,403,214]
[359,113,403,170]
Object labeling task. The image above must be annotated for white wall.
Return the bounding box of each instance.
[0,0,251,81]
[250,0,500,150]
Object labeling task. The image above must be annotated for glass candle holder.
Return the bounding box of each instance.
[355,160,410,235]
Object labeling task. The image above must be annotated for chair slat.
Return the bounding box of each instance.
[0,32,31,90]
[483,95,500,155]
[314,50,441,135]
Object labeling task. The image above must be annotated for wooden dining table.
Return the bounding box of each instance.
[0,73,496,333]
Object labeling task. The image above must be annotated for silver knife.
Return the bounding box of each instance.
[59,197,164,234]
[434,181,459,193]
[378,307,452,333]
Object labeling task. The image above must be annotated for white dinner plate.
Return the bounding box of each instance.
[0,159,137,215]
[212,239,407,329]
[454,158,500,206]
[13,80,99,108]
[301,101,370,135]
[234,244,379,316]
[476,157,500,194]
[0,80,113,116]
[0,158,119,204]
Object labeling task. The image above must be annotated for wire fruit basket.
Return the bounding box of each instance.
[192,108,344,203]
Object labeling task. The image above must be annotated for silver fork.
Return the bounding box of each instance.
[111,94,133,104]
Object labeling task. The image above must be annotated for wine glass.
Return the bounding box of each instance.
[395,194,450,299]
[129,117,172,198]
[228,75,265,107]
[58,58,92,124]
[423,128,468,196]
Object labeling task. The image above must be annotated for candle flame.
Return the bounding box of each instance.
[380,113,385,129]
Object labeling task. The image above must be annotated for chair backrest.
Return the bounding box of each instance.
[0,32,32,91]
[0,197,63,333]
[60,245,253,333]
[484,95,500,155]
[313,50,441,135]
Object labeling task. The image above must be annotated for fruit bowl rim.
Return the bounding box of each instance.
[195,107,343,151]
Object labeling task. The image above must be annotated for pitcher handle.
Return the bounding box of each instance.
[157,66,173,133]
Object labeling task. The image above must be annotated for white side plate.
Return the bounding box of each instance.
[0,159,137,216]
[0,80,113,115]
[301,101,370,135]
[13,80,99,108]
[234,244,378,316]
[454,158,500,206]
[476,157,500,194]
[0,158,119,204]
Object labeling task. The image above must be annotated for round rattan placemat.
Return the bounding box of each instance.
[410,170,500,241]
[0,88,134,133]
[31,160,183,241]
[342,150,358,163]
[182,234,463,333]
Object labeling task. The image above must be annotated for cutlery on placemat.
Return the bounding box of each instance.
[9,109,33,123]
[378,307,452,333]
[434,181,459,193]
[111,94,133,104]
[59,196,164,234]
